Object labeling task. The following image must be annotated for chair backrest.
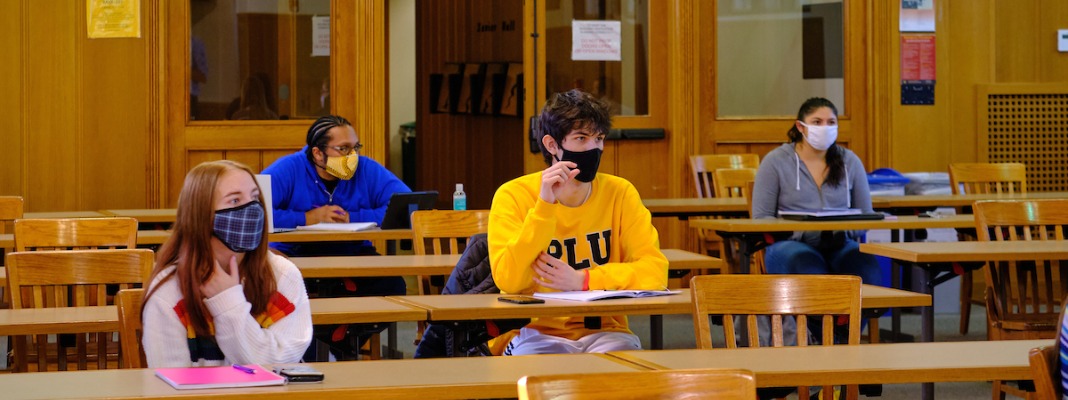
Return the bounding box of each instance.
[949,162,1027,195]
[517,368,757,400]
[1029,344,1061,400]
[690,274,861,349]
[116,288,146,369]
[0,195,24,234]
[973,200,1068,340]
[5,249,154,371]
[689,154,759,198]
[410,210,491,255]
[13,217,138,251]
[713,168,757,200]
[690,274,861,399]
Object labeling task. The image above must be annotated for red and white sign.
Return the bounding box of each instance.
[572,20,621,61]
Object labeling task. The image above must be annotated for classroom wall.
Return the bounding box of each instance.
[876,0,1068,172]
[388,0,417,181]
[2,0,1066,216]
[0,0,150,212]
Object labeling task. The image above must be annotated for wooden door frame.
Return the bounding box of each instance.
[695,1,872,163]
[157,1,387,207]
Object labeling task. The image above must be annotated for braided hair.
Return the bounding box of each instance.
[305,115,352,164]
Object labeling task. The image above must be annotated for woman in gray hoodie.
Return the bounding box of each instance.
[750,97,881,286]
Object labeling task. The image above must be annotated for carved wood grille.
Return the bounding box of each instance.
[983,92,1068,192]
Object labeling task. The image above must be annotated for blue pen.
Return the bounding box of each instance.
[233,364,256,374]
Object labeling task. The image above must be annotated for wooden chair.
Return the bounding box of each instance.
[1028,344,1061,400]
[6,249,154,372]
[13,217,138,251]
[688,154,759,262]
[411,209,491,294]
[1031,300,1068,400]
[115,288,146,369]
[973,199,1067,399]
[690,154,760,198]
[712,168,761,274]
[690,274,861,400]
[409,209,491,345]
[950,162,1027,335]
[0,195,23,235]
[517,368,757,400]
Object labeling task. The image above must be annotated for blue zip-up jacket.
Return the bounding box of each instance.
[262,146,411,255]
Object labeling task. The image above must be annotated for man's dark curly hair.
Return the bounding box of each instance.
[535,89,611,165]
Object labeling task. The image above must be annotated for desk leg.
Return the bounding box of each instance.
[650,315,663,350]
[736,239,752,275]
[891,261,902,342]
[387,322,400,359]
[921,267,935,400]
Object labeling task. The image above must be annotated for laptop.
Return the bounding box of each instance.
[381,191,439,229]
[254,174,296,233]
[779,209,886,221]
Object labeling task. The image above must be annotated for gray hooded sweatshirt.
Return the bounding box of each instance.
[751,143,873,245]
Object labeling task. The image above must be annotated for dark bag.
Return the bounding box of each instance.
[414,233,528,358]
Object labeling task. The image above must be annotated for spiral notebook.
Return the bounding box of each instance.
[155,365,286,390]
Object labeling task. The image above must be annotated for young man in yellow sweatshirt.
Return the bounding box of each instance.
[489,89,668,355]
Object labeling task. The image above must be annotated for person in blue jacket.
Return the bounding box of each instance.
[262,115,410,359]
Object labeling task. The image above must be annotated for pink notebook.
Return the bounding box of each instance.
[155,364,286,390]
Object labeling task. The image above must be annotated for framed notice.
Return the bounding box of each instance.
[87,0,141,38]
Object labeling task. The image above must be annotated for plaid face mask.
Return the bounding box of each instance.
[213,201,265,253]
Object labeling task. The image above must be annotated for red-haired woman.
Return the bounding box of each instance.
[142,160,312,367]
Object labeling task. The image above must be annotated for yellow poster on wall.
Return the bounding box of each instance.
[87,0,141,38]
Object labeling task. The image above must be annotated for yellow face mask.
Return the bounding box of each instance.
[324,152,359,180]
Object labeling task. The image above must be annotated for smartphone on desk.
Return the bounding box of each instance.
[497,295,545,304]
[273,365,325,383]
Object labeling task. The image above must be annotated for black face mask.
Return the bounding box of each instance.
[555,148,602,183]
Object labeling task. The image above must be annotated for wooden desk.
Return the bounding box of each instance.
[871,191,1068,209]
[96,228,415,247]
[22,211,110,219]
[390,286,928,350]
[100,208,177,223]
[288,249,723,279]
[608,339,1045,388]
[0,249,720,301]
[688,215,974,275]
[0,353,643,399]
[0,297,427,336]
[860,241,1068,342]
[645,192,1068,220]
[643,197,748,219]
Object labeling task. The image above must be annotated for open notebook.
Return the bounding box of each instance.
[155,364,286,390]
[533,290,680,302]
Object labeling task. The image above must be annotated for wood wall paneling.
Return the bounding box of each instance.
[78,0,149,211]
[993,1,1039,82]
[1039,0,1068,82]
[945,0,993,164]
[416,0,524,209]
[0,1,23,197]
[25,2,78,211]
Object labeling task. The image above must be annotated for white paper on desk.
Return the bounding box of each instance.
[534,290,680,302]
[296,222,377,232]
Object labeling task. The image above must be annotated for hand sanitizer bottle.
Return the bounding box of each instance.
[453,183,467,210]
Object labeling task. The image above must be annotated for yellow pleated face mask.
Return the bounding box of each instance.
[324,152,359,180]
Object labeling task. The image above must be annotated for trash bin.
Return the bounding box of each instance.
[400,121,417,190]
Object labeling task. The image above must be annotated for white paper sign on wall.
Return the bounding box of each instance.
[312,16,330,57]
[571,20,621,61]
